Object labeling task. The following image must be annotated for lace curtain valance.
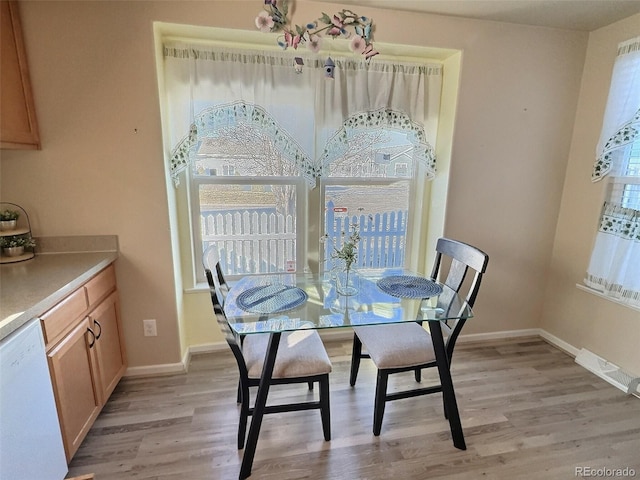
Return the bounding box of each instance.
[170,102,318,186]
[319,108,437,178]
[163,42,442,185]
[592,36,640,181]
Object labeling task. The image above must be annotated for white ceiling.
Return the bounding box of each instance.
[313,0,640,31]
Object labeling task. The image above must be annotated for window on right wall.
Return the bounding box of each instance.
[585,35,640,308]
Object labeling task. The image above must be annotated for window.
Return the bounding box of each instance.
[321,129,418,272]
[193,123,305,278]
[619,140,640,209]
[160,39,443,283]
[585,35,640,308]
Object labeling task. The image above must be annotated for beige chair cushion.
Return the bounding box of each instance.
[353,323,436,370]
[243,329,332,379]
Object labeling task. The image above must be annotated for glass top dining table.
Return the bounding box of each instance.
[223,267,472,479]
[224,267,473,334]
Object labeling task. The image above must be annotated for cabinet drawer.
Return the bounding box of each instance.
[41,288,88,345]
[85,265,116,306]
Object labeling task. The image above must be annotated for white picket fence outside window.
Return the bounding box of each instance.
[202,203,407,275]
[323,200,407,272]
[202,210,296,275]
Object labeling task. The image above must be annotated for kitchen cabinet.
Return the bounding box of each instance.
[89,291,125,402]
[42,265,126,462]
[0,0,40,149]
[47,317,102,461]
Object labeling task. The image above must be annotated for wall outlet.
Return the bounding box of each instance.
[143,319,157,337]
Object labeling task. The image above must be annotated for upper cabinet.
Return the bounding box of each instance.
[1,0,40,149]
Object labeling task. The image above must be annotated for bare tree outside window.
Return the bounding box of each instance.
[197,123,298,217]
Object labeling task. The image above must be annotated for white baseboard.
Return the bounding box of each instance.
[457,328,541,344]
[457,327,581,358]
[124,342,228,377]
[124,328,582,378]
[189,342,229,355]
[125,361,187,377]
[538,329,580,357]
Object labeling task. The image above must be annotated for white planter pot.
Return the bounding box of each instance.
[3,246,24,257]
[0,220,17,231]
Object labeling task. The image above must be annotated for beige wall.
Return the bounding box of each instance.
[1,1,589,369]
[542,14,640,375]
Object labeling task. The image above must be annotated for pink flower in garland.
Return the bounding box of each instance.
[327,15,344,37]
[349,35,366,54]
[255,3,380,59]
[255,11,275,32]
[306,34,323,53]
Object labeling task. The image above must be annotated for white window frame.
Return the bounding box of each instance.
[319,175,418,272]
[153,25,461,291]
[190,171,307,283]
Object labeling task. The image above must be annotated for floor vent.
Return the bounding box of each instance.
[575,348,640,397]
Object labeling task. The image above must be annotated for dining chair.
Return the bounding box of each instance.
[205,268,332,449]
[349,237,489,436]
[214,261,230,305]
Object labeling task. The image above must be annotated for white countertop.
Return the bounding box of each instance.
[0,236,118,341]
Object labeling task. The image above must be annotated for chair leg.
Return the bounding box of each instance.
[373,370,389,436]
[319,375,331,441]
[442,394,449,420]
[308,381,314,391]
[414,368,422,382]
[237,379,242,404]
[238,383,250,450]
[350,333,363,386]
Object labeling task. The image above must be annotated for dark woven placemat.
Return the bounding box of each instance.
[377,275,443,299]
[236,284,308,314]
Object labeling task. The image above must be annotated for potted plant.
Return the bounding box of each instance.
[0,209,20,231]
[0,235,35,257]
[323,224,361,296]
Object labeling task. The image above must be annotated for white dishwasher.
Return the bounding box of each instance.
[0,318,68,480]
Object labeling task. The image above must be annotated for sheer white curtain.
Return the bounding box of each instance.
[592,37,640,180]
[163,42,442,182]
[163,43,320,185]
[316,57,442,177]
[586,36,640,307]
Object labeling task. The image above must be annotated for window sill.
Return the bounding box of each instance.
[576,283,640,313]
[185,284,208,294]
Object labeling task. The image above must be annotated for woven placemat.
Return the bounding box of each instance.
[377,275,443,299]
[236,284,308,314]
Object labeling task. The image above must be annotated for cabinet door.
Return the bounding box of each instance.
[0,1,40,149]
[47,317,101,462]
[90,291,127,402]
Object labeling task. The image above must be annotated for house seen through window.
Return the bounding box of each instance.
[195,125,421,277]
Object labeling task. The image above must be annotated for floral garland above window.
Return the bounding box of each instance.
[255,0,379,60]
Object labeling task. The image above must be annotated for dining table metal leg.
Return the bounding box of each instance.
[428,320,466,450]
[239,331,281,479]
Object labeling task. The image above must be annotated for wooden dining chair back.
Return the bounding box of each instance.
[427,237,489,361]
[349,237,488,436]
[214,261,230,305]
[204,268,332,449]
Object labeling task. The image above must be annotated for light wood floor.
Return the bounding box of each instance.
[67,336,640,480]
